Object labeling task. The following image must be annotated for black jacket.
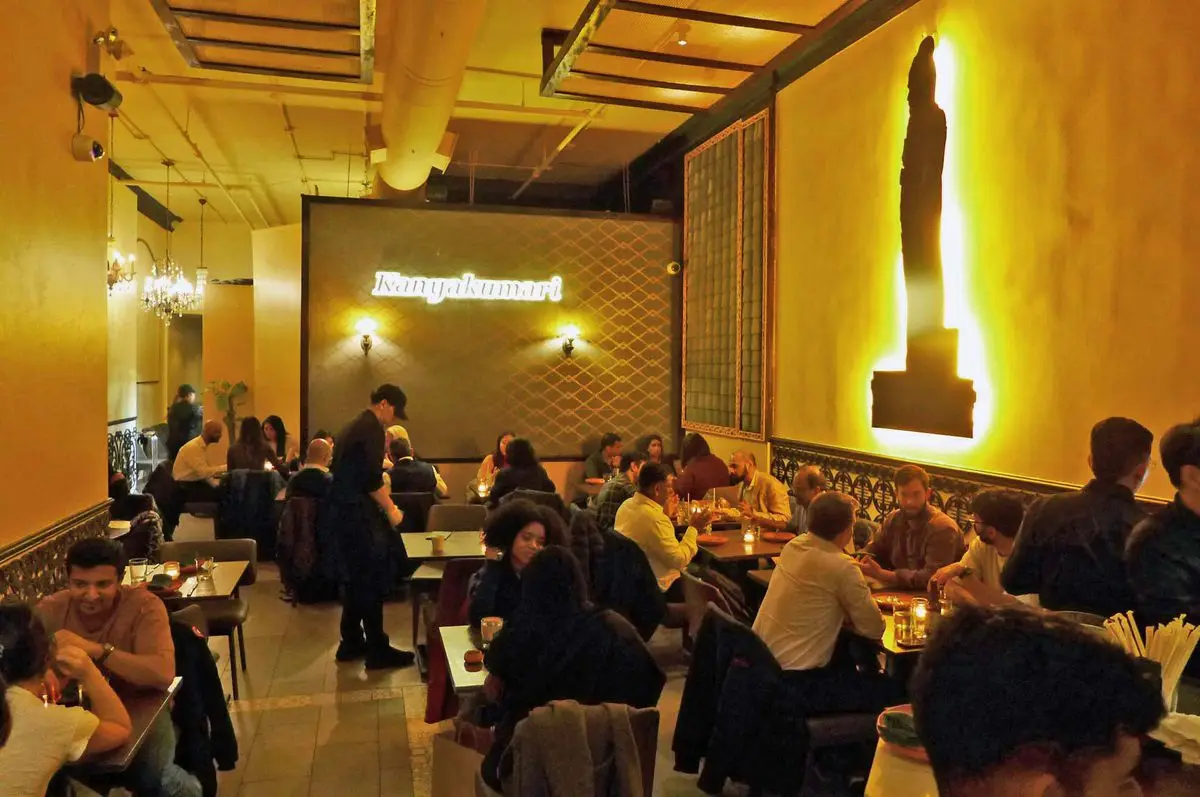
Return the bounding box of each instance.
[286,467,333,501]
[1128,496,1200,674]
[167,401,203,460]
[487,465,556,507]
[673,607,811,797]
[1002,481,1144,616]
[592,530,667,641]
[388,458,438,494]
[171,620,238,796]
[467,559,523,627]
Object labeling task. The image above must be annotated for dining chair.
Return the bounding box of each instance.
[159,538,257,700]
[427,503,487,532]
[391,491,436,534]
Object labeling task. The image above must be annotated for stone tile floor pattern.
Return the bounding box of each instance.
[175,516,745,796]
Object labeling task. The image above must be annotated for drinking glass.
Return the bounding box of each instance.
[128,558,149,584]
[196,556,215,581]
[911,598,930,639]
[481,616,504,646]
[893,610,913,645]
[163,560,181,579]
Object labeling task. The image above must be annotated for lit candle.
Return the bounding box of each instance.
[912,598,929,638]
[743,530,755,544]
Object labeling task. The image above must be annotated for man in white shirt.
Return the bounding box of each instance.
[930,488,1029,608]
[753,491,901,713]
[615,463,710,600]
[171,420,227,502]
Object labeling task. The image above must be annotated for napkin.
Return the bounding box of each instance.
[1150,713,1200,765]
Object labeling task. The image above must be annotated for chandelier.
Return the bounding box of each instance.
[106,114,136,294]
[141,159,198,325]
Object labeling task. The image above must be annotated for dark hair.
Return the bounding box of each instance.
[1090,417,1153,483]
[637,462,670,493]
[680,432,711,466]
[807,492,856,541]
[262,415,288,459]
[482,499,566,553]
[515,546,590,622]
[314,429,334,442]
[238,416,265,448]
[390,437,413,461]
[794,465,827,491]
[1160,418,1200,489]
[66,537,125,578]
[619,451,648,473]
[504,437,538,469]
[370,383,408,413]
[635,434,664,461]
[492,431,515,470]
[0,603,51,746]
[912,606,1163,793]
[177,383,196,398]
[968,489,1025,539]
[600,432,622,450]
[894,464,931,489]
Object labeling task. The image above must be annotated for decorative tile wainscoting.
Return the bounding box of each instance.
[108,416,138,479]
[0,501,111,602]
[767,439,1161,537]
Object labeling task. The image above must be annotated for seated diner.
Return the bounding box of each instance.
[583,431,623,484]
[729,449,792,530]
[468,499,567,626]
[477,431,515,486]
[226,416,281,472]
[674,432,730,501]
[615,463,710,601]
[486,437,556,507]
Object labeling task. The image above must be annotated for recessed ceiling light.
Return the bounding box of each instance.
[675,23,690,46]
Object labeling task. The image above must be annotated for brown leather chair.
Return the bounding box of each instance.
[159,538,257,700]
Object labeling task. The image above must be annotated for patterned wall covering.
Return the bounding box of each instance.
[108,418,137,478]
[683,109,771,440]
[0,502,110,603]
[305,202,677,459]
[770,438,1168,536]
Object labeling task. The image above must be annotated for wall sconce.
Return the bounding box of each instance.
[558,324,580,357]
[356,318,377,355]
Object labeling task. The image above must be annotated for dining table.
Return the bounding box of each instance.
[440,624,489,694]
[400,531,489,561]
[695,529,789,563]
[122,561,249,601]
[68,677,183,775]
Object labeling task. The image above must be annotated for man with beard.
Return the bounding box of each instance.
[930,488,1028,607]
[858,464,965,590]
[327,383,414,669]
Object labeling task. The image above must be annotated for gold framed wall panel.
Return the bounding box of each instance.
[682,107,772,441]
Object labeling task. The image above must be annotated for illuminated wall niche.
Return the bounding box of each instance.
[871,36,976,439]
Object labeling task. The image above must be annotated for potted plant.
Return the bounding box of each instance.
[208,380,248,442]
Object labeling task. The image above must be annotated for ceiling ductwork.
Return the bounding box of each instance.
[374,0,488,192]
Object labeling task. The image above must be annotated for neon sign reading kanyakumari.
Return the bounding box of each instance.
[371,271,563,304]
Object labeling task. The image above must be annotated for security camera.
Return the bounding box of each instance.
[71,73,123,111]
[666,261,683,276]
[72,134,106,163]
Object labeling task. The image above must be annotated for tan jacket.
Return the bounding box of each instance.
[738,470,793,528]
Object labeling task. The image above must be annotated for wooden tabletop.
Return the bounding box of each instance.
[440,624,488,694]
[123,561,249,601]
[400,531,488,560]
[69,677,182,774]
[880,613,925,657]
[696,530,788,562]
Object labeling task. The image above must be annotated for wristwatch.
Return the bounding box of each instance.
[96,643,116,667]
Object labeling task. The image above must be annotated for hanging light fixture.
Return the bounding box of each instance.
[106,113,136,294]
[141,159,198,324]
[194,197,209,309]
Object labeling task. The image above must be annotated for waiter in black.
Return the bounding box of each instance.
[328,383,414,669]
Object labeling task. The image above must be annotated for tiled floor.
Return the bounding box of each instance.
[176,516,740,797]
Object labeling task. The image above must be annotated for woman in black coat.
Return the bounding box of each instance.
[486,437,556,507]
[467,499,566,626]
[480,546,665,790]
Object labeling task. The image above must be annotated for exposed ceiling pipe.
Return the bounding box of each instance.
[375,0,489,192]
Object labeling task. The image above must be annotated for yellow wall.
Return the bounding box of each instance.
[774,0,1200,499]
[136,217,169,428]
[0,0,111,544]
[107,180,139,422]
[167,316,203,403]
[202,284,256,459]
[252,224,302,436]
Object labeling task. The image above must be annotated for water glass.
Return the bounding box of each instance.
[481,616,504,645]
[894,609,913,645]
[196,556,215,581]
[128,558,149,584]
[911,598,930,639]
